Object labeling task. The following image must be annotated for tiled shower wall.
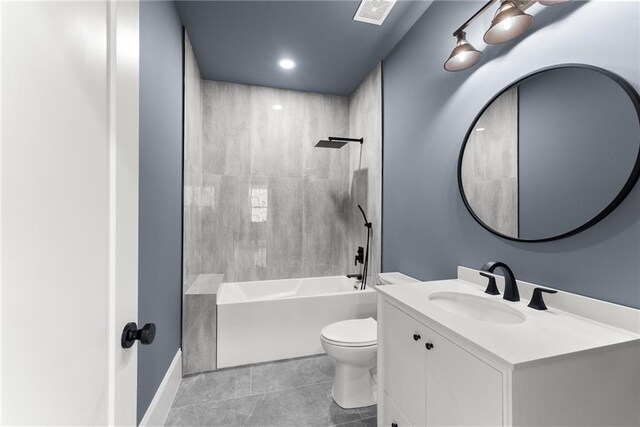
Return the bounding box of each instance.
[197,81,351,282]
[183,42,382,284]
[348,65,382,283]
[183,33,204,290]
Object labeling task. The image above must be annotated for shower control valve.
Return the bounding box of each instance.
[355,246,364,265]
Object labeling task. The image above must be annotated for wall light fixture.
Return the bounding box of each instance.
[444,0,569,72]
[444,32,482,72]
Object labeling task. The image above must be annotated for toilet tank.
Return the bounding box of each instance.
[377,272,419,286]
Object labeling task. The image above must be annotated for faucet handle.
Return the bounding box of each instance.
[528,287,557,310]
[479,272,500,295]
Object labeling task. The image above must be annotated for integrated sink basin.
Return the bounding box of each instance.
[429,292,526,324]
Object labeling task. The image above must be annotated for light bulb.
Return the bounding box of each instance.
[484,0,533,44]
[444,32,482,72]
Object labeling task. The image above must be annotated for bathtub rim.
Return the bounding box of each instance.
[216,275,376,306]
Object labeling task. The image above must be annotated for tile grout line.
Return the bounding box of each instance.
[356,406,376,420]
[191,403,202,427]
[330,416,376,427]
[171,355,334,408]
[251,378,334,398]
[171,378,334,409]
[242,393,265,427]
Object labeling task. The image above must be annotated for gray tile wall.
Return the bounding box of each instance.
[194,80,353,282]
[184,60,383,284]
[348,65,383,283]
[461,87,518,237]
[183,32,204,291]
[182,274,223,375]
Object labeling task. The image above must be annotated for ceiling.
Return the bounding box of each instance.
[176,1,433,96]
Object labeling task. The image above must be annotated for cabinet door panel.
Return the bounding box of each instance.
[382,302,426,426]
[383,393,412,427]
[425,328,503,426]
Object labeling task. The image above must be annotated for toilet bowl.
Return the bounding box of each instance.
[320,317,377,409]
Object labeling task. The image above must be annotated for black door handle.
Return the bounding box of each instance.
[121,322,156,348]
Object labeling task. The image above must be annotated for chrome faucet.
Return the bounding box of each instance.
[480,261,520,302]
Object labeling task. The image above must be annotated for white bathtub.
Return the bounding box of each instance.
[216,275,377,368]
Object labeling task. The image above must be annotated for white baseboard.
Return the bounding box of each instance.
[140,349,182,427]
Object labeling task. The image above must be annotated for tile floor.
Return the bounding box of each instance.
[165,354,377,427]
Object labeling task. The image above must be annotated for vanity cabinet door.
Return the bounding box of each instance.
[382,302,427,426]
[424,327,503,426]
[382,393,412,427]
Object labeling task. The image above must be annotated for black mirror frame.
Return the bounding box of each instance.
[457,63,640,243]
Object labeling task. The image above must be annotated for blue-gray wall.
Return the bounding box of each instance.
[382,1,640,308]
[139,1,183,423]
[518,68,639,239]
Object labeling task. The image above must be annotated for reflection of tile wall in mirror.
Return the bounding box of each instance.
[461,87,519,238]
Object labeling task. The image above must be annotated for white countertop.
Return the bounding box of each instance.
[377,278,640,369]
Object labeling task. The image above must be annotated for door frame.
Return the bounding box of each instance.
[108,0,140,424]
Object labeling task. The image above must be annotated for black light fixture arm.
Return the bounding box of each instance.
[453,0,497,37]
[452,0,536,36]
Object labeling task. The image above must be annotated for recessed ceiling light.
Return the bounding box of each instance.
[278,59,296,70]
[272,104,283,110]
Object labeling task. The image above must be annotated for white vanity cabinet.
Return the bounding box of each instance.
[380,300,503,427]
[377,273,640,427]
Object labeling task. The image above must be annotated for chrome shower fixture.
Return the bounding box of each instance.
[315,137,364,149]
[444,0,569,72]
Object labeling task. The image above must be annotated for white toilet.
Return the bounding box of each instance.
[320,273,418,409]
[320,317,378,409]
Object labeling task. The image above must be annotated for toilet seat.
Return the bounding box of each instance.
[321,318,377,347]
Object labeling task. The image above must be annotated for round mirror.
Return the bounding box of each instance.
[458,65,640,242]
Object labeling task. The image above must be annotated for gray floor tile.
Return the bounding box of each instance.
[173,366,250,407]
[165,405,200,426]
[168,355,377,427]
[193,394,264,427]
[356,405,377,420]
[250,355,335,395]
[245,381,361,427]
[333,417,377,427]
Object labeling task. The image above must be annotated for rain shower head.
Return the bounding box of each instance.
[315,136,364,149]
[316,139,348,149]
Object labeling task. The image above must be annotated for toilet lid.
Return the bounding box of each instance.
[321,318,377,347]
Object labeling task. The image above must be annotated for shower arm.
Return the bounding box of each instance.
[330,137,364,144]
